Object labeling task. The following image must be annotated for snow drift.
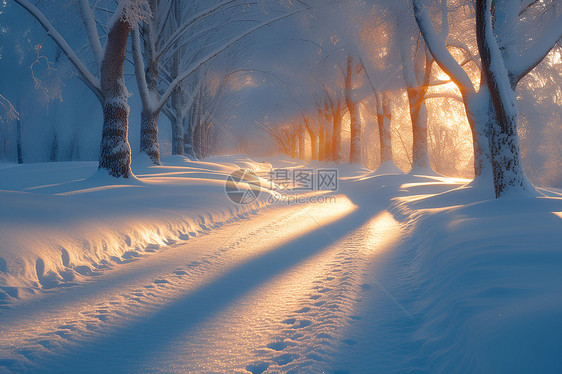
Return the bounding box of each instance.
[0,155,275,304]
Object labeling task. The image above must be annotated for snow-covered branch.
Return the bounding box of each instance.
[413,0,475,98]
[155,10,301,113]
[0,94,19,123]
[156,0,239,61]
[132,27,153,109]
[14,0,102,102]
[447,39,481,69]
[424,91,463,103]
[79,0,104,70]
[509,15,562,86]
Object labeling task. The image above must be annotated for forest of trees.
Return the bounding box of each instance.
[1,0,561,197]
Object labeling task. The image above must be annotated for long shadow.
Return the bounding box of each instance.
[38,205,374,373]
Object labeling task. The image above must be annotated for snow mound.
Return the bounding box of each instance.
[0,156,275,305]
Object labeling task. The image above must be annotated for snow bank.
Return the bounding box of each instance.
[390,187,562,372]
[0,155,275,304]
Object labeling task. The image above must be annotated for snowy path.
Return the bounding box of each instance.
[0,191,407,373]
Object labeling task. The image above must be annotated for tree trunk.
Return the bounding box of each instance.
[290,135,297,159]
[183,115,195,159]
[98,18,132,178]
[49,132,58,162]
[318,127,326,161]
[298,128,305,160]
[16,107,23,164]
[464,86,494,184]
[408,88,430,169]
[139,55,161,164]
[171,115,184,155]
[476,0,529,197]
[378,96,393,164]
[348,102,361,164]
[140,108,161,164]
[324,132,333,161]
[332,109,342,163]
[345,56,361,164]
[310,131,318,161]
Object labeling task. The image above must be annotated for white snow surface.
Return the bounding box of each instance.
[1,156,562,373]
[0,155,275,301]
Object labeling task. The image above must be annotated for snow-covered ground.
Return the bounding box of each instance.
[0,155,276,302]
[1,156,561,373]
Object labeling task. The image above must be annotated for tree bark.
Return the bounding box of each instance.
[16,101,23,164]
[476,0,528,197]
[171,115,184,155]
[331,104,342,163]
[408,88,430,169]
[318,127,326,161]
[183,115,196,159]
[309,130,318,161]
[345,56,361,164]
[298,128,305,160]
[98,17,133,178]
[140,108,161,163]
[139,51,161,164]
[325,129,332,162]
[377,94,393,164]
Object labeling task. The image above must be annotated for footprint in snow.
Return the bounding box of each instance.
[245,361,270,374]
[273,353,297,366]
[292,319,312,329]
[266,340,289,351]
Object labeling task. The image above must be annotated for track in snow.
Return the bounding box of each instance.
[0,195,406,373]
